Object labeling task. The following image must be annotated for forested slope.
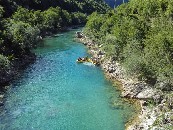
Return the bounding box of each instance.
[84,0,173,88]
[0,0,110,85]
[1,0,109,17]
[84,1,173,128]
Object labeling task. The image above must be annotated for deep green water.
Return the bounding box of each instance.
[0,29,134,130]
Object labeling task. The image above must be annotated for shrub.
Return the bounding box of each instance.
[0,54,10,70]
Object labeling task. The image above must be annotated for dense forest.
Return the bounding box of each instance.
[84,0,173,88]
[0,0,110,85]
[1,0,110,17]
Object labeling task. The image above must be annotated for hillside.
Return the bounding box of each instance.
[84,0,173,129]
[0,0,110,85]
[1,0,109,17]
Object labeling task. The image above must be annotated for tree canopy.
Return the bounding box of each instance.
[84,0,173,87]
[0,0,110,77]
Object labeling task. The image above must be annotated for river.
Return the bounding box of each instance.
[0,29,134,130]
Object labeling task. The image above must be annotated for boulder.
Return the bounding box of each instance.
[76,31,83,38]
[136,88,156,99]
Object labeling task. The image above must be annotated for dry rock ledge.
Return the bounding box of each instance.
[77,32,172,130]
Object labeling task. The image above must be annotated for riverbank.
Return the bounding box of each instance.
[0,29,131,130]
[77,32,173,130]
[0,26,79,105]
[0,25,83,87]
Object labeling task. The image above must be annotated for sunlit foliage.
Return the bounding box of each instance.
[84,0,173,86]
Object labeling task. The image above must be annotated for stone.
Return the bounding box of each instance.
[153,94,163,104]
[136,88,156,99]
[76,31,83,38]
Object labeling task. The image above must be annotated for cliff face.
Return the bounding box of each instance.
[104,0,128,8]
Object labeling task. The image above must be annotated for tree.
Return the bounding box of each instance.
[0,54,10,70]
[42,7,62,31]
[71,12,87,25]
[5,20,40,54]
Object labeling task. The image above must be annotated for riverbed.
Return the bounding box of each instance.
[0,29,134,130]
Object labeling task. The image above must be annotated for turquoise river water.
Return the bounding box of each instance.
[0,29,134,130]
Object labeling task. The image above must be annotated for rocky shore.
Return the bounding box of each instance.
[77,32,173,130]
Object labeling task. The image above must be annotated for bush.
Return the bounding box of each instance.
[71,12,87,25]
[84,0,173,87]
[102,34,119,59]
[5,20,40,54]
[0,54,10,70]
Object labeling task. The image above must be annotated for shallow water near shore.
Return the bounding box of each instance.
[0,29,134,130]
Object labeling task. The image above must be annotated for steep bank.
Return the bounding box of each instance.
[78,32,173,130]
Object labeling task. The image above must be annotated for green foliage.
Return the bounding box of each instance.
[0,0,110,85]
[1,0,110,17]
[71,12,87,25]
[122,40,145,77]
[84,0,173,86]
[1,3,99,56]
[5,20,40,51]
[0,6,4,18]
[0,6,5,53]
[11,7,31,23]
[84,12,106,40]
[42,7,62,31]
[61,10,72,26]
[103,35,119,58]
[0,54,10,69]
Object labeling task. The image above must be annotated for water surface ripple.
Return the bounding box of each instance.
[0,29,133,130]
